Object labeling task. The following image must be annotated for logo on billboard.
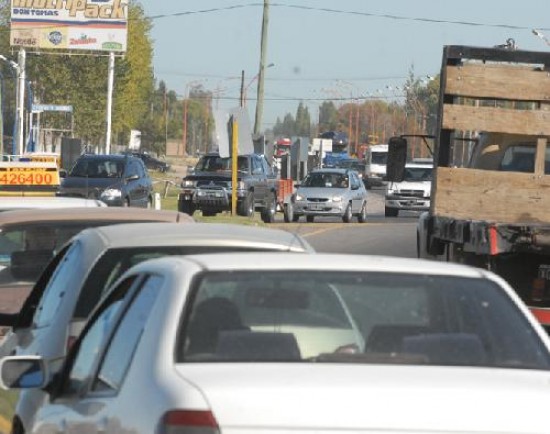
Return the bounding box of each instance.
[48,31,63,45]
[70,34,98,46]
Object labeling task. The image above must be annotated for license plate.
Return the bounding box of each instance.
[309,204,323,210]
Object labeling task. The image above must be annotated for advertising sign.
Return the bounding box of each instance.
[10,0,128,52]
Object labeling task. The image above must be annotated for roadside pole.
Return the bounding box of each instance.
[231,117,238,215]
[16,48,25,155]
[105,51,115,154]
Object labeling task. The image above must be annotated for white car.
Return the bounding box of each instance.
[385,160,433,217]
[3,253,550,434]
[0,223,313,434]
[0,197,106,212]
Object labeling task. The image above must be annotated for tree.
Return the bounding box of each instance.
[295,102,311,137]
[318,101,339,133]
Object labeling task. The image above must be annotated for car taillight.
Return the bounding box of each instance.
[66,336,77,352]
[162,410,220,434]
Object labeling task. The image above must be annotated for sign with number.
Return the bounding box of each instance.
[0,166,59,186]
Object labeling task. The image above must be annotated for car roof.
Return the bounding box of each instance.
[75,222,313,253]
[310,168,349,175]
[77,154,129,161]
[0,196,106,211]
[0,207,194,226]
[134,252,489,279]
[405,162,433,169]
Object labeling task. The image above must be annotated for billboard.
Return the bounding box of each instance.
[10,0,128,52]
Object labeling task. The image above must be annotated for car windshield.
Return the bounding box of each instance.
[70,159,124,178]
[178,270,550,369]
[371,152,388,165]
[195,155,249,172]
[403,167,433,182]
[302,172,348,188]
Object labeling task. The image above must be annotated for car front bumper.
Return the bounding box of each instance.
[293,201,345,216]
[385,195,430,211]
[179,187,247,209]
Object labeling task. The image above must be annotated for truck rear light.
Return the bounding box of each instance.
[162,410,219,434]
[531,278,546,302]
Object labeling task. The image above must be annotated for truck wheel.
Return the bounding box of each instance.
[237,192,254,217]
[306,215,315,223]
[357,201,367,223]
[342,204,352,223]
[284,202,294,223]
[261,193,277,223]
[385,206,398,217]
[178,199,195,216]
[202,210,217,217]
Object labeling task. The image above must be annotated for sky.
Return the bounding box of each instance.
[138,0,550,132]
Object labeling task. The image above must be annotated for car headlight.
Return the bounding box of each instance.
[100,188,122,199]
[295,193,305,201]
[181,179,196,188]
[332,196,343,202]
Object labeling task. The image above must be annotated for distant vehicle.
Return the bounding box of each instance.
[178,152,278,222]
[123,151,170,173]
[365,143,388,188]
[5,253,550,434]
[289,168,367,223]
[333,158,367,182]
[319,130,349,151]
[0,223,312,434]
[385,160,433,217]
[57,154,154,207]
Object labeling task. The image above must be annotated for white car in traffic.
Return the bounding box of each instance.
[3,253,550,434]
[385,160,433,217]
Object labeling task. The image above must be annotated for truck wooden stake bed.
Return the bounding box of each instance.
[387,45,550,329]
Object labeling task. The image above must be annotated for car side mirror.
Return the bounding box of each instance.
[351,184,359,190]
[0,356,48,390]
[59,169,67,178]
[387,136,408,182]
[126,174,139,182]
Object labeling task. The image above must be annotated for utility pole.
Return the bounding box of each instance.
[105,51,114,154]
[16,48,25,155]
[253,0,269,136]
[240,70,245,108]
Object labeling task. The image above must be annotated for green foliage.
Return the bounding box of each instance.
[318,101,339,132]
[0,0,154,149]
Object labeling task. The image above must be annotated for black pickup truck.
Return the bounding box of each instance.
[178,153,278,222]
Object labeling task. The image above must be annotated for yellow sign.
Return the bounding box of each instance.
[0,165,59,187]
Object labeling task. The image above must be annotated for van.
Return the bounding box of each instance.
[364,144,388,188]
[385,160,433,217]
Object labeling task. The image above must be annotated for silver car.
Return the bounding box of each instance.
[290,168,368,223]
[0,223,313,434]
[3,253,550,434]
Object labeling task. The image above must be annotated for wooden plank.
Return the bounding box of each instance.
[445,64,550,101]
[433,167,550,223]
[442,104,550,135]
[535,138,547,176]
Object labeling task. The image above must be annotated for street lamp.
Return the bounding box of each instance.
[242,63,274,107]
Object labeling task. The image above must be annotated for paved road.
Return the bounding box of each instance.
[271,189,420,258]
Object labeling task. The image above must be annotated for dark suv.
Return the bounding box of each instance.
[58,154,154,207]
[124,152,170,172]
[179,153,278,222]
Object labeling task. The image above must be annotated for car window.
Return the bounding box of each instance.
[92,275,163,393]
[126,160,138,178]
[178,271,550,369]
[69,158,123,178]
[62,276,139,397]
[252,156,264,175]
[33,241,83,328]
[260,156,273,176]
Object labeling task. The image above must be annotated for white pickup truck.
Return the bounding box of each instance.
[384,159,433,217]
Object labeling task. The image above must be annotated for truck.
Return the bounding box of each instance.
[178,152,278,222]
[387,45,550,329]
[384,159,433,217]
[364,143,388,188]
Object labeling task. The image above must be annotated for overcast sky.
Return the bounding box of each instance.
[139,0,550,130]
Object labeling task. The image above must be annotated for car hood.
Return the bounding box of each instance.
[60,177,123,191]
[176,364,550,433]
[296,187,348,197]
[186,171,239,183]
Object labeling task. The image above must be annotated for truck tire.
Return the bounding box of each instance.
[357,201,367,223]
[284,202,294,223]
[306,215,315,223]
[342,204,352,223]
[261,193,277,223]
[237,192,254,217]
[385,206,398,217]
[178,199,195,216]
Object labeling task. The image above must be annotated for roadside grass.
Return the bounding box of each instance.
[0,390,18,433]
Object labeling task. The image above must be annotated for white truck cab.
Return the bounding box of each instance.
[385,160,433,217]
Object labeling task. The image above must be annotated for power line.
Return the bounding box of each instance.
[146,2,550,32]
